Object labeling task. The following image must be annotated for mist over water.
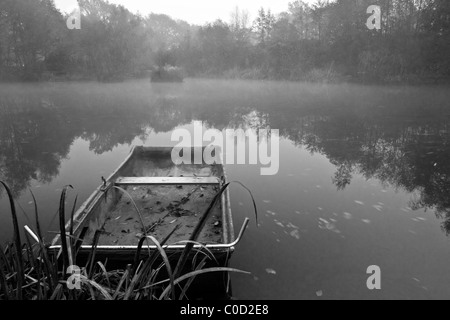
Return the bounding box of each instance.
[1,79,450,299]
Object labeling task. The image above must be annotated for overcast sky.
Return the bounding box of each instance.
[54,0,316,25]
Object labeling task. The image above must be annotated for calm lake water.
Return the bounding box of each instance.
[1,79,450,299]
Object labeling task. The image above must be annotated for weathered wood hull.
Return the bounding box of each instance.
[50,146,238,263]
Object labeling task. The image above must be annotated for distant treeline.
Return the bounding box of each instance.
[0,0,449,83]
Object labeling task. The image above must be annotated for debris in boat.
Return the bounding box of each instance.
[266,268,277,275]
[214,221,221,227]
[115,216,121,220]
[354,200,365,206]
[170,219,177,224]
[316,290,323,297]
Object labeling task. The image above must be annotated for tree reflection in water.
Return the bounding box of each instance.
[0,81,449,234]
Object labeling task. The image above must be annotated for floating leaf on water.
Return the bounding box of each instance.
[287,222,299,229]
[343,212,352,220]
[316,185,322,189]
[290,230,300,240]
[266,268,277,275]
[316,290,323,297]
[354,201,365,206]
[416,217,426,221]
[318,218,341,234]
[263,200,271,204]
[170,219,177,224]
[274,220,284,228]
[373,205,383,212]
[317,207,323,211]
[362,219,371,224]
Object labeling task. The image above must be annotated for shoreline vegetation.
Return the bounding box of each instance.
[1,0,450,85]
[0,181,256,300]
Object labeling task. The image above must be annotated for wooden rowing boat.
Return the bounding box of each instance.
[50,146,249,265]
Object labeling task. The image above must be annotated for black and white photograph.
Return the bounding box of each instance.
[0,0,450,305]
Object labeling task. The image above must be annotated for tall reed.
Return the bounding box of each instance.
[0,181,254,300]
